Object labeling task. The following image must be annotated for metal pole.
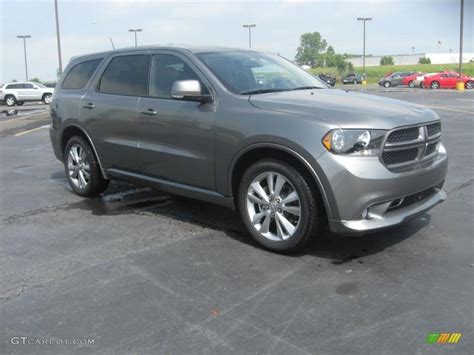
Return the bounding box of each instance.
[242,24,256,49]
[134,31,137,47]
[109,36,115,49]
[248,27,251,48]
[458,0,464,78]
[23,37,28,81]
[362,20,366,80]
[54,0,63,75]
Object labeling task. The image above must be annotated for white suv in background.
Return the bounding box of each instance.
[0,82,54,106]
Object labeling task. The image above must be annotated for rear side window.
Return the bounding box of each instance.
[6,83,23,89]
[62,59,102,90]
[98,55,150,96]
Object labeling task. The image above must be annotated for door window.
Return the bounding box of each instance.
[149,54,208,99]
[62,59,102,90]
[99,55,150,96]
[24,83,34,89]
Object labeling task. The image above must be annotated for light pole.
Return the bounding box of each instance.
[357,17,372,82]
[458,0,464,79]
[242,24,256,48]
[54,0,63,75]
[17,35,31,81]
[128,29,142,47]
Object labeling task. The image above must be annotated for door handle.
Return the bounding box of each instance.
[82,103,95,109]
[140,109,157,116]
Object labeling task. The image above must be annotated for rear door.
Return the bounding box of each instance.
[80,52,151,173]
[136,51,216,190]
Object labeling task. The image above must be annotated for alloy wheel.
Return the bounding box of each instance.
[44,95,52,104]
[67,144,90,189]
[6,97,15,106]
[246,171,301,241]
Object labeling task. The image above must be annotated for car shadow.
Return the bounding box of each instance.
[52,173,430,263]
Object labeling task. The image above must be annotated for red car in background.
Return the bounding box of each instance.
[402,72,424,88]
[423,71,474,89]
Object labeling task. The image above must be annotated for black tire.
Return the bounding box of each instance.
[430,81,440,89]
[64,136,109,197]
[420,82,424,88]
[5,95,17,107]
[383,81,391,88]
[408,80,415,88]
[17,101,25,106]
[237,159,320,253]
[42,93,52,104]
[465,81,473,90]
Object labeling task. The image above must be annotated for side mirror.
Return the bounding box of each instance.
[171,80,212,103]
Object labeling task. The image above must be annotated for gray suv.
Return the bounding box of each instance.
[49,46,448,253]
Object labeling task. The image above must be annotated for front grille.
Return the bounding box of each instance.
[425,142,438,156]
[382,148,419,165]
[387,127,419,142]
[381,122,442,170]
[427,122,441,137]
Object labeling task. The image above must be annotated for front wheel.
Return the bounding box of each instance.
[5,95,16,106]
[466,81,473,89]
[430,81,440,89]
[238,159,320,253]
[64,136,109,197]
[408,81,415,88]
[383,81,391,88]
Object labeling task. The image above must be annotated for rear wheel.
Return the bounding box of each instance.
[430,81,440,89]
[408,80,415,88]
[238,159,320,253]
[383,81,391,88]
[64,136,109,197]
[466,81,473,89]
[5,95,16,106]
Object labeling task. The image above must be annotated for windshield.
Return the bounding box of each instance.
[196,51,327,95]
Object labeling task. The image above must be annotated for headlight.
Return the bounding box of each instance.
[322,129,387,156]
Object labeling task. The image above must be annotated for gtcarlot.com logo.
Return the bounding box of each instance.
[11,336,95,345]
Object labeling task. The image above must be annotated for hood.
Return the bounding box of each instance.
[249,89,438,130]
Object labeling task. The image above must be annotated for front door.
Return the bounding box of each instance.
[136,52,216,190]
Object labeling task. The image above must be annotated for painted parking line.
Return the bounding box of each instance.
[428,105,474,115]
[14,125,50,137]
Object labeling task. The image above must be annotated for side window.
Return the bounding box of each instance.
[149,54,208,99]
[98,55,150,96]
[62,59,102,90]
[24,83,34,89]
[5,84,17,89]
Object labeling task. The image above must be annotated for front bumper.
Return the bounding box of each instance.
[317,143,448,234]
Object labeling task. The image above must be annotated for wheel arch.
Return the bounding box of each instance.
[60,124,108,179]
[229,143,333,219]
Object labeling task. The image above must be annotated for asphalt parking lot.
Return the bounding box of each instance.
[1,89,473,354]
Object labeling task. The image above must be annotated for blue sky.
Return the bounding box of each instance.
[1,0,472,82]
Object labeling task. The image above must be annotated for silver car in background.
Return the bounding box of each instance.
[49,46,448,253]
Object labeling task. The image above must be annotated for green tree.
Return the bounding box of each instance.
[324,45,336,67]
[295,32,328,67]
[346,61,354,74]
[380,56,394,65]
[418,57,431,64]
[334,54,347,75]
[30,77,41,83]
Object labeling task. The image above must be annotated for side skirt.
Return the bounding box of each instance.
[107,168,235,210]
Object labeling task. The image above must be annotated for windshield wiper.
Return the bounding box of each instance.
[290,86,323,91]
[240,88,288,95]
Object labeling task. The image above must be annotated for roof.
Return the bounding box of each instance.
[69,45,265,64]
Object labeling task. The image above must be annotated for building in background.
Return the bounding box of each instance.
[347,53,474,67]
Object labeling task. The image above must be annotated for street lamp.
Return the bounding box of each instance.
[17,35,31,81]
[357,17,372,82]
[128,28,142,47]
[458,0,464,79]
[242,24,256,48]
